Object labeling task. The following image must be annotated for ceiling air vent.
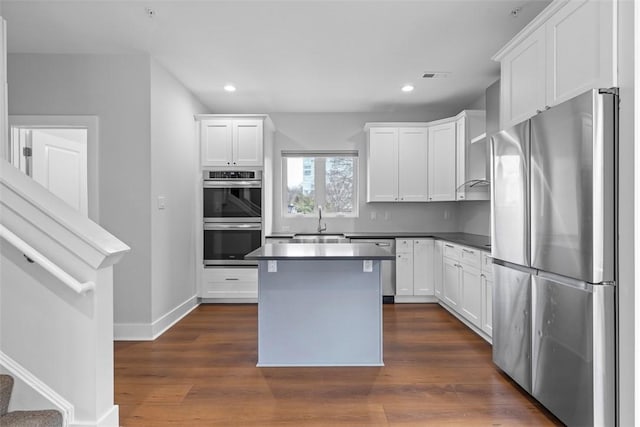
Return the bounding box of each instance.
[422,72,451,79]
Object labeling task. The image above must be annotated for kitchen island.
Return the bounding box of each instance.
[245,243,395,367]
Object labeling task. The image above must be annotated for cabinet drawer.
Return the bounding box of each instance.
[396,238,413,253]
[459,246,481,269]
[443,242,461,260]
[204,267,258,283]
[202,267,257,299]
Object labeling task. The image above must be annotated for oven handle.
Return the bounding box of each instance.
[204,223,262,230]
[204,180,262,189]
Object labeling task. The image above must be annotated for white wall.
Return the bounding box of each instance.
[149,59,205,325]
[7,53,152,325]
[269,111,462,234]
[617,0,637,424]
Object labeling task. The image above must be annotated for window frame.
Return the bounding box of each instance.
[282,151,359,218]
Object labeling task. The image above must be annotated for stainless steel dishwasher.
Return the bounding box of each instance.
[351,238,396,302]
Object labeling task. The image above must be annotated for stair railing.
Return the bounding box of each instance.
[0,224,95,294]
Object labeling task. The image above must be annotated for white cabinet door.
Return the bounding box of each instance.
[434,240,443,299]
[398,128,428,201]
[482,274,493,336]
[427,122,456,201]
[413,239,434,296]
[500,25,546,129]
[545,0,616,107]
[442,257,460,309]
[367,128,398,202]
[395,250,414,296]
[201,119,233,167]
[233,120,263,166]
[460,265,482,328]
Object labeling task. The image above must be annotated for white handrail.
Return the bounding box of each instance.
[0,224,95,294]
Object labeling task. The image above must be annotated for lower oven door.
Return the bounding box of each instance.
[204,223,262,266]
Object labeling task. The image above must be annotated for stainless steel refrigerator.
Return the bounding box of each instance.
[490,88,617,426]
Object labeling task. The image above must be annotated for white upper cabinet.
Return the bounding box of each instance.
[545,0,616,107]
[367,127,399,202]
[366,125,428,202]
[398,128,429,202]
[495,0,616,130]
[455,111,487,201]
[200,118,264,167]
[427,121,456,201]
[499,26,546,129]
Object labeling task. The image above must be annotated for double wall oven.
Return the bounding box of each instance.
[203,170,262,266]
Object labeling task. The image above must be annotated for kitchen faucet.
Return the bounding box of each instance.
[317,206,327,233]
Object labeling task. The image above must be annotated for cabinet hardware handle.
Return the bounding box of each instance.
[445,244,454,248]
[536,109,543,114]
[545,105,551,110]
[225,278,239,281]
[462,249,474,254]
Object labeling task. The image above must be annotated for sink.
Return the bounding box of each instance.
[289,234,349,244]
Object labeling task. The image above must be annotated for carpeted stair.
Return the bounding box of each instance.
[0,374,63,427]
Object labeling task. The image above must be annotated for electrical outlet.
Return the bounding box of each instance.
[157,196,166,210]
[268,260,278,272]
[384,211,391,221]
[444,209,450,220]
[370,211,377,220]
[363,260,373,272]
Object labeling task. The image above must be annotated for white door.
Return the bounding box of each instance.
[413,239,434,296]
[201,119,233,167]
[233,120,263,166]
[427,122,456,201]
[442,257,460,308]
[31,128,88,215]
[367,128,398,202]
[397,128,428,201]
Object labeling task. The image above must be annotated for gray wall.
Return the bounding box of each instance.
[7,53,206,330]
[457,201,490,236]
[269,111,462,234]
[150,59,206,321]
[7,53,152,325]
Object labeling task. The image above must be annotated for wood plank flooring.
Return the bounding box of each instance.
[115,304,562,426]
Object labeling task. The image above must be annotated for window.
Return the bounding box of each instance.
[283,151,358,217]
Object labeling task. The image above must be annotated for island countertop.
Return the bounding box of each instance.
[245,243,396,260]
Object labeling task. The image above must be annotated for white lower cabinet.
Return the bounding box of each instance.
[442,257,460,309]
[434,241,443,299]
[201,267,258,300]
[460,265,482,329]
[480,252,494,336]
[395,238,435,301]
[438,241,491,341]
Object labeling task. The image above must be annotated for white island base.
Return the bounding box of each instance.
[257,259,383,367]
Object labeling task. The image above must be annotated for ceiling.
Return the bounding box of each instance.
[1,0,551,113]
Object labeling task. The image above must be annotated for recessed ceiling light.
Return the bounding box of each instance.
[401,85,414,93]
[224,84,236,92]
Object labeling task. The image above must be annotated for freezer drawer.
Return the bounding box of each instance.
[492,262,532,393]
[531,275,615,427]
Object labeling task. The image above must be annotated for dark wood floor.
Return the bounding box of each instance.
[114,304,561,426]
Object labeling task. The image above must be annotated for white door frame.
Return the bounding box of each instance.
[8,115,99,222]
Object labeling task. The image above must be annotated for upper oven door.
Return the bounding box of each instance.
[203,180,262,222]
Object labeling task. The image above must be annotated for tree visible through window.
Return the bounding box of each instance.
[283,153,358,217]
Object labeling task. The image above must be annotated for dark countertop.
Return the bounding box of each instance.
[245,243,396,260]
[266,232,491,251]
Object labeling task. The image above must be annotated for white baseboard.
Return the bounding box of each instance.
[394,295,438,303]
[114,295,199,341]
[0,351,74,426]
[70,404,118,427]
